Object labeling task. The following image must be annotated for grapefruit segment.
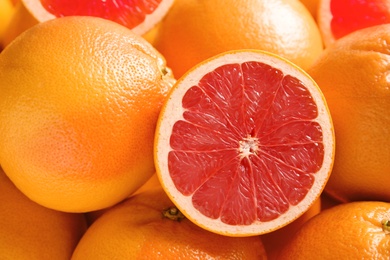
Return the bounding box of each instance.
[155,50,335,236]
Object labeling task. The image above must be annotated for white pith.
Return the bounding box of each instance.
[132,0,174,35]
[318,0,335,47]
[155,50,335,236]
[22,0,57,22]
[239,136,259,159]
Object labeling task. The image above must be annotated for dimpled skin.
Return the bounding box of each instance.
[278,201,390,259]
[0,16,175,212]
[153,0,324,78]
[72,184,267,260]
[261,198,321,259]
[308,24,390,203]
[0,167,87,259]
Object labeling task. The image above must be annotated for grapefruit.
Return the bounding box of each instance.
[154,50,335,236]
[1,0,174,48]
[0,16,175,213]
[0,166,87,259]
[318,0,390,46]
[278,201,390,259]
[307,24,390,202]
[73,186,267,259]
[152,0,324,78]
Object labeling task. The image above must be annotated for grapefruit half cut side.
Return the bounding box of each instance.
[21,0,174,35]
[318,0,390,47]
[154,50,335,237]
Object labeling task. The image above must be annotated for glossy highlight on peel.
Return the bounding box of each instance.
[152,0,323,79]
[0,16,175,213]
[308,24,390,203]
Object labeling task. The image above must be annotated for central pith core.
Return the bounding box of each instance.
[239,136,259,158]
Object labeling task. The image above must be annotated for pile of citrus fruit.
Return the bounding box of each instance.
[0,0,389,259]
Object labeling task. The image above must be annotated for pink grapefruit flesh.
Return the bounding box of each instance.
[155,50,334,236]
[24,0,174,34]
[330,0,390,40]
[169,62,323,225]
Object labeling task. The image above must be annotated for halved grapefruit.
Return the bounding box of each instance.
[318,0,390,47]
[24,0,174,35]
[154,50,335,237]
[1,0,174,48]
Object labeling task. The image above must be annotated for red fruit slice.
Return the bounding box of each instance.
[318,0,390,46]
[154,50,335,237]
[22,0,174,34]
[330,0,390,39]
